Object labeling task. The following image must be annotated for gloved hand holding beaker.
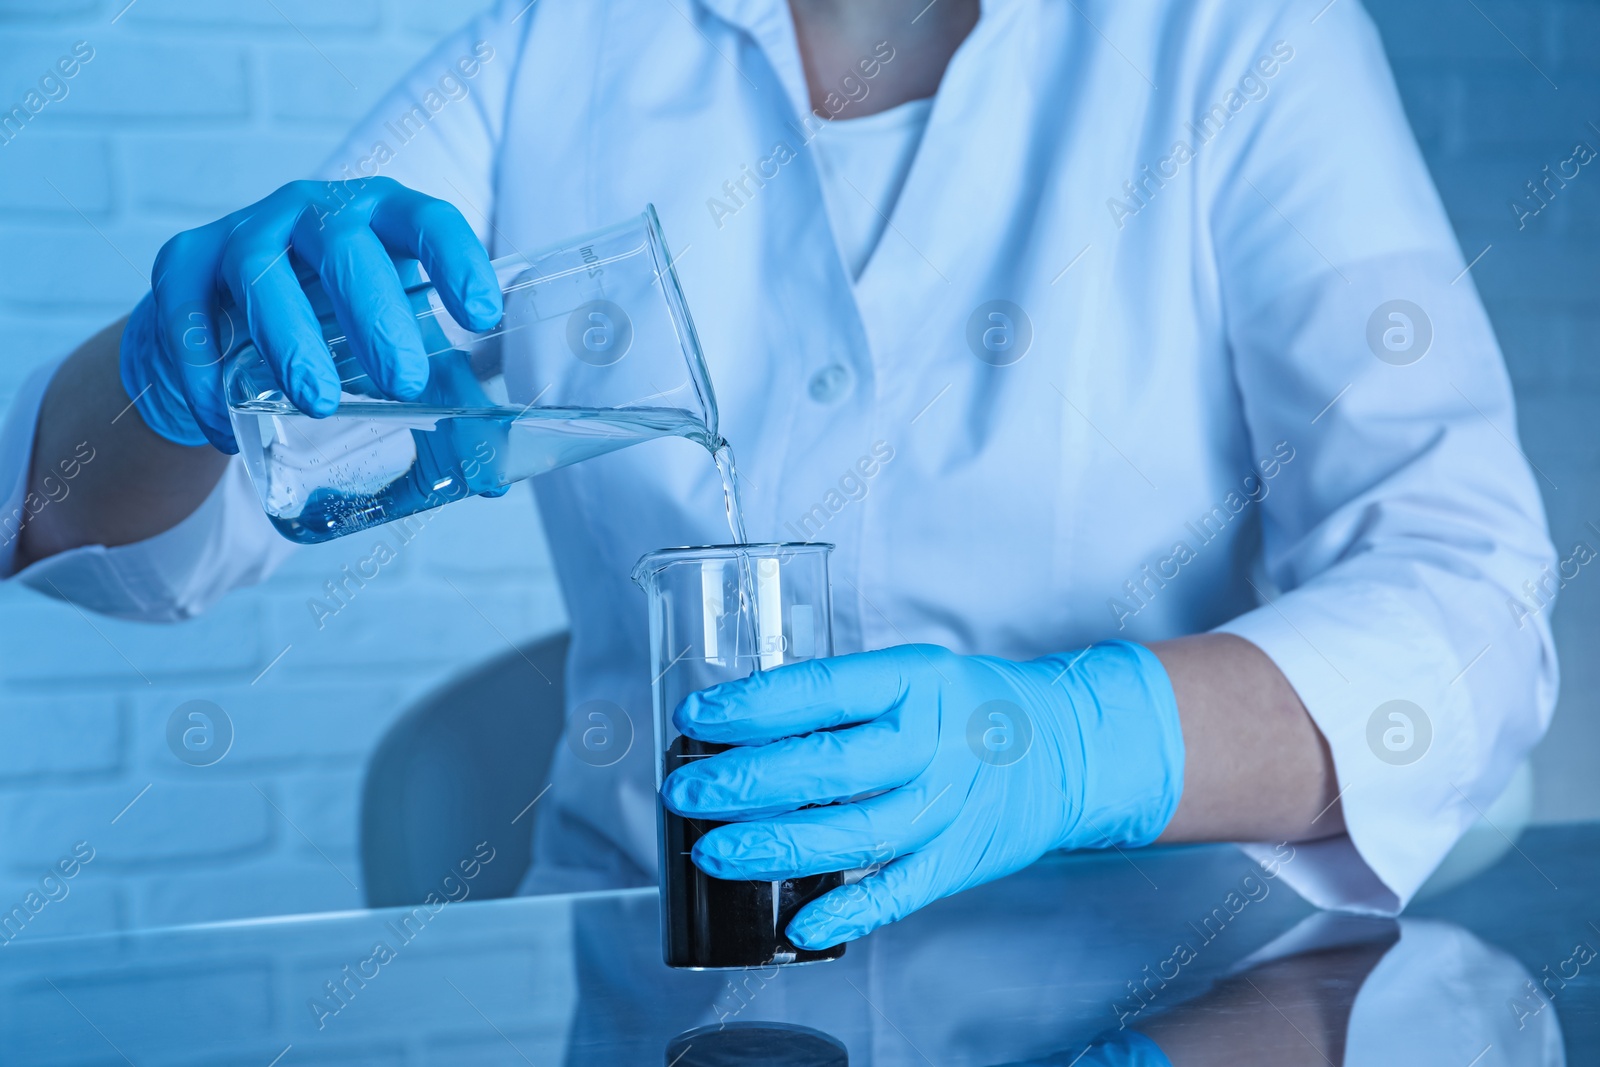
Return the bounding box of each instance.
[120,176,504,452]
[661,641,1186,950]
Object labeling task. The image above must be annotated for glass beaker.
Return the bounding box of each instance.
[632,543,846,970]
[224,206,717,544]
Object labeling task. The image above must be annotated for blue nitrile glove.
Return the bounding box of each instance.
[661,641,1185,950]
[997,1030,1173,1066]
[384,348,512,506]
[120,176,504,452]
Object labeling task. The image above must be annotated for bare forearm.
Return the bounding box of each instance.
[15,318,229,568]
[1150,632,1344,843]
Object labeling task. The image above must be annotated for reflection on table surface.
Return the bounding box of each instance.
[1,826,1594,1065]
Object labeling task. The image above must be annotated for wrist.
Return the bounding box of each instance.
[119,293,210,448]
[1031,641,1186,852]
[1074,1029,1175,1066]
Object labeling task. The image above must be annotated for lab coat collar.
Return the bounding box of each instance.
[694,0,1023,27]
[691,0,1026,125]
[691,0,811,127]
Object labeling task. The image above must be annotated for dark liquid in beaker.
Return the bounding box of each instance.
[660,737,846,969]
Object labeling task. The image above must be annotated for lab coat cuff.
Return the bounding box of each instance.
[1214,585,1474,915]
[6,456,290,623]
[0,359,67,579]
[1238,837,1398,916]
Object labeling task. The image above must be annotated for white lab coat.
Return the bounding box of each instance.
[0,0,1557,913]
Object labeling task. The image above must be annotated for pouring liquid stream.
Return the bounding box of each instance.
[667,439,844,968]
[710,440,748,546]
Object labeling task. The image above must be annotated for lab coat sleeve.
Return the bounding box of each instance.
[312,0,537,248]
[1231,914,1563,1064]
[1203,2,1558,912]
[0,3,535,620]
[1341,920,1564,1065]
[0,361,294,621]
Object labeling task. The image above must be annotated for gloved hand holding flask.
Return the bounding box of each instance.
[118,176,504,453]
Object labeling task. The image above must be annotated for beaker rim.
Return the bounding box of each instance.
[630,542,834,586]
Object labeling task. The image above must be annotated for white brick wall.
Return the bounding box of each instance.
[0,0,566,938]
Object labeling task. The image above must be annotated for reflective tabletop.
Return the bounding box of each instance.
[2,825,1594,1065]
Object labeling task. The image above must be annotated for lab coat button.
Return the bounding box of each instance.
[808,364,853,404]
